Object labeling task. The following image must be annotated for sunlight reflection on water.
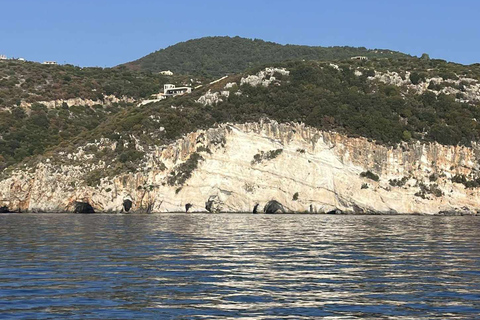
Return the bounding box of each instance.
[0,213,479,319]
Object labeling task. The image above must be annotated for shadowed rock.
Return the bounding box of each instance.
[253,203,259,214]
[185,203,193,212]
[74,201,95,214]
[205,195,222,213]
[123,199,133,212]
[0,206,10,213]
[327,208,343,214]
[263,200,285,214]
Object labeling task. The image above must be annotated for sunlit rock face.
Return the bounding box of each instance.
[1,120,480,215]
[19,95,135,110]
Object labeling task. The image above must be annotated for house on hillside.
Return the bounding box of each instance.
[351,56,368,61]
[160,70,173,76]
[0,55,6,60]
[43,61,57,65]
[163,84,192,96]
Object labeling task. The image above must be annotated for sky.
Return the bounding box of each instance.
[0,0,478,67]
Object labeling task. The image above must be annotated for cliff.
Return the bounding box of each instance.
[1,120,479,215]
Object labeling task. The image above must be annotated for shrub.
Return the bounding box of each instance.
[360,170,379,182]
[389,176,408,187]
[251,149,283,164]
[167,152,203,186]
[118,150,144,163]
[84,169,103,187]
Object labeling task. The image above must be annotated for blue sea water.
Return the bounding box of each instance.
[0,213,479,319]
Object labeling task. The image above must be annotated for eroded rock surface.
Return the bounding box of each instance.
[2,120,480,214]
[264,200,286,214]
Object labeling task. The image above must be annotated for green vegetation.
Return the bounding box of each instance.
[0,61,173,108]
[389,176,409,187]
[0,60,190,170]
[0,102,127,170]
[251,149,283,165]
[415,183,443,198]
[4,48,480,184]
[123,36,409,77]
[451,174,480,188]
[167,152,203,186]
[360,171,380,182]
[84,169,103,187]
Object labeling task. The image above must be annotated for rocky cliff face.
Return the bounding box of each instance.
[1,120,480,214]
[18,95,136,110]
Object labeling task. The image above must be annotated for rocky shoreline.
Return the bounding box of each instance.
[2,121,480,215]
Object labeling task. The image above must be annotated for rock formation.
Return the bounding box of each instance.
[264,200,286,214]
[1,120,480,215]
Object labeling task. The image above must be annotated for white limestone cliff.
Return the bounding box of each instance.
[1,120,480,215]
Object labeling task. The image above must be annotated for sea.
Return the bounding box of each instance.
[0,213,479,319]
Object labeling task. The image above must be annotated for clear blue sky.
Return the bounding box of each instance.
[1,0,478,67]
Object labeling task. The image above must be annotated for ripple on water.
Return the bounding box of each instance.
[0,213,479,319]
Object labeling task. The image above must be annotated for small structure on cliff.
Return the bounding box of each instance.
[351,56,368,61]
[42,61,57,65]
[160,70,173,76]
[163,84,192,96]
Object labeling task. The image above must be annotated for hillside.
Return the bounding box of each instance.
[3,47,480,214]
[0,60,199,169]
[122,36,410,77]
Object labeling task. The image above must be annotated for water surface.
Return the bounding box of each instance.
[0,214,479,319]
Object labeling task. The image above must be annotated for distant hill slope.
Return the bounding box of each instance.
[0,60,195,169]
[121,36,410,77]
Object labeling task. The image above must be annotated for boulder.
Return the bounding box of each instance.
[263,200,286,214]
[205,195,222,213]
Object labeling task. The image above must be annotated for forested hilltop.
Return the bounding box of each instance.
[122,36,410,77]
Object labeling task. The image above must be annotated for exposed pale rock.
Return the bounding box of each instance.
[196,89,230,106]
[20,95,135,109]
[1,120,480,214]
[240,67,289,87]
[224,82,237,89]
[366,71,480,103]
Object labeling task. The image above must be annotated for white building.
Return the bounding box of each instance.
[0,55,7,60]
[160,70,173,76]
[18,58,25,62]
[351,56,368,61]
[163,84,192,96]
[43,61,57,65]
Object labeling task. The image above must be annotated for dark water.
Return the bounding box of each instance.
[0,214,479,319]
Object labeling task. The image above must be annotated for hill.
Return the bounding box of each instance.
[122,36,410,77]
[3,56,480,214]
[22,56,479,178]
[0,60,199,169]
